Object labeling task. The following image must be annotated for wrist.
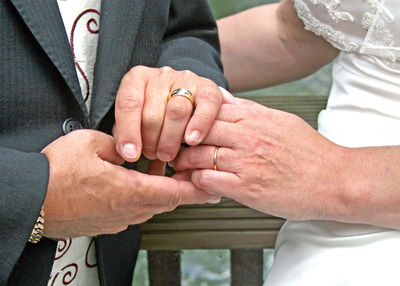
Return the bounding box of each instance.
[330,146,370,224]
[322,145,356,222]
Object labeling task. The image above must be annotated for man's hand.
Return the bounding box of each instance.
[113,66,223,163]
[41,130,215,238]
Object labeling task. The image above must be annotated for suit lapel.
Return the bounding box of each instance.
[10,0,87,116]
[90,0,145,128]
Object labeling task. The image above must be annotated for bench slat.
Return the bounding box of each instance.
[141,218,284,231]
[142,230,279,250]
[148,206,274,219]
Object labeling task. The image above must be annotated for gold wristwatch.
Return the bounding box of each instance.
[28,209,45,243]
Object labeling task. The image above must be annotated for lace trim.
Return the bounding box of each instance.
[309,0,354,23]
[361,0,378,30]
[293,0,359,52]
[360,0,398,62]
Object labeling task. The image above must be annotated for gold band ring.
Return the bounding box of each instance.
[168,88,195,105]
[213,146,219,171]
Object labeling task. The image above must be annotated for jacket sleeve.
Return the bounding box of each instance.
[157,0,228,88]
[0,147,49,285]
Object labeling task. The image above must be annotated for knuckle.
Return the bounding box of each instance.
[193,110,212,124]
[187,149,203,165]
[159,66,174,76]
[198,85,221,104]
[167,100,192,120]
[78,129,97,145]
[180,69,195,79]
[142,112,163,130]
[167,193,181,211]
[195,173,211,189]
[128,65,147,75]
[117,94,141,111]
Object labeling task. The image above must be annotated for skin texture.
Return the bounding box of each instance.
[113,66,223,162]
[174,94,400,229]
[171,0,400,229]
[217,0,338,91]
[41,130,218,238]
[173,96,348,221]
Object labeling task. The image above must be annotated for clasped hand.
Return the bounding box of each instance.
[173,89,349,221]
[41,66,223,238]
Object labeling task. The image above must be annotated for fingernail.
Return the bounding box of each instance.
[207,196,222,204]
[167,161,175,168]
[158,152,172,162]
[123,143,138,159]
[143,152,157,160]
[188,130,202,143]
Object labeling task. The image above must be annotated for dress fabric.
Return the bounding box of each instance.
[265,0,400,285]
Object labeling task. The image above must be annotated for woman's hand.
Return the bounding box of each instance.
[113,65,223,163]
[172,94,349,221]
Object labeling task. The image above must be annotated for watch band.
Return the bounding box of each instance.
[29,209,45,243]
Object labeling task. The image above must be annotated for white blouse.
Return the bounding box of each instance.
[293,0,400,63]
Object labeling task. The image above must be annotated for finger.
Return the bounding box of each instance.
[130,172,213,206]
[79,130,124,165]
[232,96,259,107]
[197,120,243,148]
[141,68,173,159]
[114,66,147,162]
[218,86,236,104]
[191,169,242,200]
[148,160,166,176]
[96,133,125,166]
[185,85,222,145]
[142,174,221,206]
[156,88,195,162]
[173,145,238,172]
[214,101,262,123]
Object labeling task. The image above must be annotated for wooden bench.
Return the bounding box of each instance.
[139,95,328,286]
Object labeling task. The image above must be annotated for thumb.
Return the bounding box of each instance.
[218,86,236,104]
[94,131,125,166]
[191,169,241,199]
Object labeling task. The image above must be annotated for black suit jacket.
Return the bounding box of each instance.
[0,0,227,285]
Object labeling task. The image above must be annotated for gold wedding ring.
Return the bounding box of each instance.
[168,88,195,105]
[213,146,219,171]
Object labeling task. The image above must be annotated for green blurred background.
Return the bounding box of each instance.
[133,1,332,285]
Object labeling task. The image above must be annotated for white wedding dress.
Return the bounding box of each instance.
[265,0,400,285]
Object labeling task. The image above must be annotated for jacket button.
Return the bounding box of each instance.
[62,117,83,134]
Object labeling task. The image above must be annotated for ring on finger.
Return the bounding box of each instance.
[167,88,195,105]
[213,146,219,171]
